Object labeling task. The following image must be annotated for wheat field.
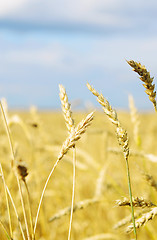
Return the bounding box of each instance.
[0,61,157,240]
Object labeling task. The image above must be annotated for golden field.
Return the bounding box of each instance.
[0,108,157,240]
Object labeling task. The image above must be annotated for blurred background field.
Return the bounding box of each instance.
[0,109,157,240]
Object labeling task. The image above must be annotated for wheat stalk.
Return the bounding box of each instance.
[0,219,12,240]
[127,60,157,111]
[34,111,94,236]
[0,164,13,239]
[87,83,137,239]
[5,185,26,240]
[59,84,76,240]
[108,147,157,163]
[0,101,30,240]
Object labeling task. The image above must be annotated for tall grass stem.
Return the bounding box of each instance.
[68,146,76,240]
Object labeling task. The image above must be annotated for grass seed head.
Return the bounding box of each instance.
[59,84,75,133]
[127,60,157,111]
[16,159,28,181]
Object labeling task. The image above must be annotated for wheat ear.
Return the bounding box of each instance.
[59,84,75,133]
[49,198,100,222]
[116,197,155,208]
[126,207,157,233]
[87,83,137,239]
[127,60,157,111]
[58,111,94,161]
[59,84,75,240]
[113,211,144,229]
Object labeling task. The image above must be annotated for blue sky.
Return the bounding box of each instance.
[0,0,157,110]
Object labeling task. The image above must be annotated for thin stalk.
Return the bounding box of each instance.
[34,158,60,235]
[6,185,26,240]
[18,180,31,240]
[0,102,14,166]
[125,156,137,240]
[0,102,30,240]
[68,146,76,240]
[0,219,12,240]
[0,164,13,239]
[24,180,35,240]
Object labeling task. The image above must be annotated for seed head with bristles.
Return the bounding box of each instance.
[49,198,99,222]
[58,111,94,161]
[126,207,157,233]
[116,197,155,208]
[127,60,157,111]
[59,84,74,133]
[87,83,129,159]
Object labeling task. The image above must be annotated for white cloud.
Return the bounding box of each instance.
[1,0,156,32]
[0,0,28,17]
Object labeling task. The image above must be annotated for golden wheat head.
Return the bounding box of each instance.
[87,83,129,159]
[59,84,74,133]
[127,60,157,111]
[58,111,94,161]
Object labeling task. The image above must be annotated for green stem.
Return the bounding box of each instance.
[125,156,137,240]
[0,219,12,240]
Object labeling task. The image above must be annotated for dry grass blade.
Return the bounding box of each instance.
[59,84,75,133]
[126,207,157,233]
[95,163,109,198]
[116,197,155,208]
[5,185,26,240]
[0,164,13,239]
[127,60,157,111]
[49,198,101,222]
